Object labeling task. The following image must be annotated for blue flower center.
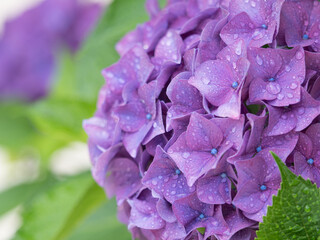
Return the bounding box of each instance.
[268,77,275,82]
[232,81,239,89]
[303,34,309,40]
[211,148,218,155]
[175,169,181,175]
[261,24,268,29]
[146,113,152,120]
[260,185,267,191]
[220,172,227,178]
[199,213,205,219]
[307,158,314,165]
[256,146,262,153]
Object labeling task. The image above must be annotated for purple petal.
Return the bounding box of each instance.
[142,146,195,203]
[105,157,142,204]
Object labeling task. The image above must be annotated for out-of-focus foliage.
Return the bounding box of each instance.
[0,0,155,239]
[67,198,131,240]
[13,173,106,240]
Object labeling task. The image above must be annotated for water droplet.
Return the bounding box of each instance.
[250,1,256,7]
[235,45,242,55]
[296,106,304,115]
[220,172,227,178]
[152,179,158,185]
[182,152,190,158]
[295,51,303,60]
[266,82,281,94]
[277,93,284,100]
[285,65,291,72]
[256,55,263,65]
[202,77,210,85]
[287,93,293,99]
[290,82,298,89]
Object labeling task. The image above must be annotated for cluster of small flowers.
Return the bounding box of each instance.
[0,0,101,102]
[84,0,320,239]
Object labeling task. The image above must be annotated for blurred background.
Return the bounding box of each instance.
[0,0,149,239]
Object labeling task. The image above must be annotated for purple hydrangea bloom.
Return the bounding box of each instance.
[84,0,320,239]
[0,0,101,101]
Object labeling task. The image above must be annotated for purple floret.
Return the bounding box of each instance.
[84,0,320,239]
[0,0,102,102]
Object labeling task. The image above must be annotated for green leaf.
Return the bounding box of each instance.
[14,172,106,240]
[67,198,131,240]
[256,152,320,240]
[74,0,150,103]
[0,102,37,153]
[0,176,57,216]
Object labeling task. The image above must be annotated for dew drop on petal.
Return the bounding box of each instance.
[256,55,263,65]
[277,93,284,100]
[202,77,210,85]
[266,82,281,94]
[235,45,242,56]
[290,82,298,89]
[297,107,305,115]
[152,179,158,185]
[285,65,291,72]
[295,51,303,60]
[182,152,190,158]
[287,93,293,99]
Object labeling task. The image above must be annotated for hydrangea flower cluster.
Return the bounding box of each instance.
[0,0,101,102]
[84,0,320,239]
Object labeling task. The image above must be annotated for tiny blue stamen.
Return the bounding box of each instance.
[303,34,309,40]
[220,173,227,178]
[199,214,205,219]
[232,81,239,89]
[261,24,268,29]
[260,185,267,191]
[268,77,275,82]
[146,113,152,120]
[211,148,218,155]
[307,158,314,165]
[256,146,262,153]
[175,169,181,175]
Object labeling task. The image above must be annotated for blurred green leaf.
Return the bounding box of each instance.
[0,175,57,216]
[14,172,106,240]
[67,198,131,240]
[0,103,36,153]
[256,152,320,240]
